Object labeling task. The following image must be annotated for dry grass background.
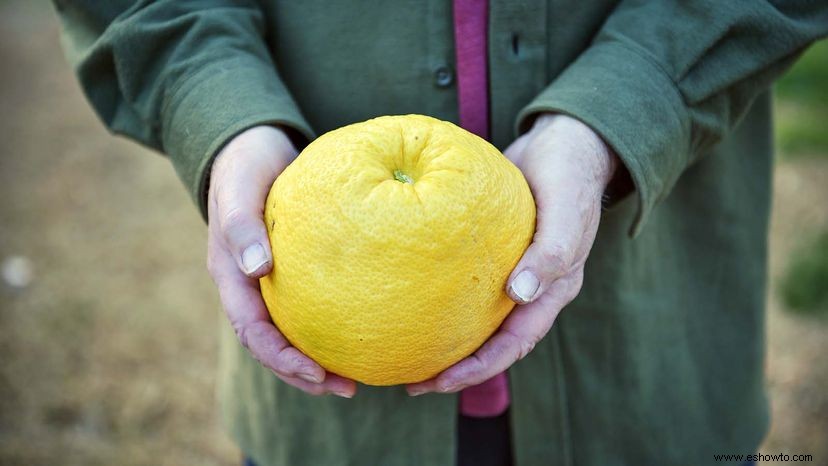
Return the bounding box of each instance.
[0,2,826,465]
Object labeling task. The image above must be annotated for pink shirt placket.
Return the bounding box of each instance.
[452,0,510,418]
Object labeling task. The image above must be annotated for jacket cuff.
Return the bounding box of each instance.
[515,40,691,237]
[161,58,315,221]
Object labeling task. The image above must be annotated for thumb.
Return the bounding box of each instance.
[210,125,300,279]
[505,202,581,304]
[214,169,275,279]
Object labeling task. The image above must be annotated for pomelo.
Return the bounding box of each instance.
[260,114,535,385]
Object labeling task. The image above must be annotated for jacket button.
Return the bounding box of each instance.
[434,66,454,88]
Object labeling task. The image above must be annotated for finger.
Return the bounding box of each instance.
[209,240,326,384]
[275,372,358,398]
[238,319,325,383]
[506,194,586,304]
[208,126,299,278]
[409,272,583,394]
[214,174,274,278]
[407,295,554,394]
[405,378,439,396]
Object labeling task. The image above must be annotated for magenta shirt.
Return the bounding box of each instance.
[453,0,510,418]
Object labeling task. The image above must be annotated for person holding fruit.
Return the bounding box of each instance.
[54,1,828,465]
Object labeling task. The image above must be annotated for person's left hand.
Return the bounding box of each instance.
[406,114,619,396]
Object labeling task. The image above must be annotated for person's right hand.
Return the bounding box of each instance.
[206,125,357,398]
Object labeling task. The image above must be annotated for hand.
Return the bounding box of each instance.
[207,125,357,398]
[407,114,618,395]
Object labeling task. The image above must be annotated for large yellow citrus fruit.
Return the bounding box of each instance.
[260,114,535,385]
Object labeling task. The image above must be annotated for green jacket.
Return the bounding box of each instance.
[55,1,828,465]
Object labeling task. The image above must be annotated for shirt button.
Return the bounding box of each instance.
[434,65,454,88]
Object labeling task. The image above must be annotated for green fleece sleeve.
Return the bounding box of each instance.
[516,0,828,237]
[53,0,315,219]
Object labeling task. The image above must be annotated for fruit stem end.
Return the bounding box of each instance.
[393,169,414,184]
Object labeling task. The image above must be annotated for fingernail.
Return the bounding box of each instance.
[510,270,540,303]
[332,390,353,399]
[297,372,323,384]
[408,388,428,397]
[241,243,269,275]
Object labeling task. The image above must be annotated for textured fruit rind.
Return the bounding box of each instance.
[260,114,536,385]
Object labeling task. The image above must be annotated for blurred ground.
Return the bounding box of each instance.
[0,2,236,465]
[0,3,826,465]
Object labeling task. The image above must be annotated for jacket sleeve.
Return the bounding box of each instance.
[53,0,315,219]
[515,0,828,237]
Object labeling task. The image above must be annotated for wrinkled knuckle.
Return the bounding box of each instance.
[268,354,300,379]
[232,322,251,350]
[265,358,296,380]
[539,244,570,274]
[291,356,311,373]
[502,329,538,362]
[274,351,301,374]
[517,338,538,361]
[220,206,247,235]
